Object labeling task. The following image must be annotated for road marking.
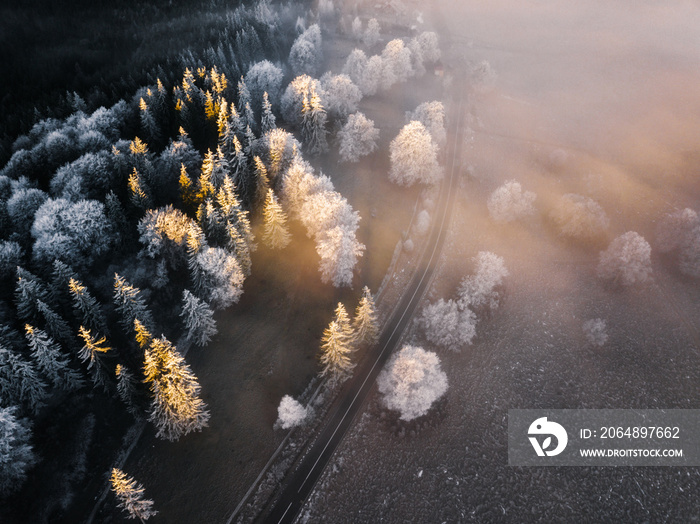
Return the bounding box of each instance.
[278,502,293,523]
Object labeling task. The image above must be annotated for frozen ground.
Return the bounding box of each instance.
[300,0,700,522]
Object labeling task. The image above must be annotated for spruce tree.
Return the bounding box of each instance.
[353,286,380,344]
[253,156,271,211]
[48,260,78,310]
[36,300,72,348]
[143,336,210,441]
[128,168,152,211]
[0,407,37,497]
[110,468,158,522]
[113,274,154,336]
[15,267,50,323]
[0,346,47,415]
[301,90,328,156]
[180,290,218,347]
[24,325,82,392]
[115,364,140,416]
[133,319,152,350]
[69,278,109,336]
[334,302,354,343]
[262,189,291,249]
[319,320,355,382]
[77,326,112,391]
[261,91,276,133]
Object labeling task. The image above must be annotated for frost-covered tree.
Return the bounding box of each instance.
[351,16,363,41]
[280,157,333,220]
[597,232,652,286]
[319,320,355,382]
[417,31,441,63]
[281,75,325,127]
[342,49,368,89]
[143,335,210,441]
[377,345,448,421]
[261,92,277,134]
[245,60,284,109]
[128,168,152,211]
[407,101,446,149]
[262,189,291,249]
[338,112,379,163]
[353,286,379,345]
[316,226,365,287]
[457,251,509,311]
[301,91,328,156]
[319,73,362,121]
[381,39,414,88]
[194,247,244,309]
[0,241,23,284]
[362,18,381,48]
[583,318,608,347]
[420,299,476,352]
[77,327,112,391]
[15,267,50,323]
[31,198,113,269]
[289,24,322,76]
[137,205,192,260]
[24,324,82,391]
[487,180,536,223]
[6,187,48,239]
[113,274,154,334]
[550,194,609,242]
[0,346,46,415]
[0,406,36,497]
[180,290,217,347]
[69,278,109,336]
[389,121,442,186]
[115,364,139,416]
[276,395,308,430]
[36,300,72,348]
[110,468,158,522]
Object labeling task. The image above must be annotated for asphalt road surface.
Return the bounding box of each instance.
[255,78,465,524]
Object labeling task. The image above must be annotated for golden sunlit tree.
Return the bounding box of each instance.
[353,286,379,345]
[262,189,291,249]
[77,326,111,391]
[143,335,210,441]
[128,168,152,210]
[319,320,355,383]
[110,468,157,522]
[333,302,353,342]
[69,278,108,336]
[253,156,271,211]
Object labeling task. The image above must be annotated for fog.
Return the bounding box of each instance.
[443,0,700,223]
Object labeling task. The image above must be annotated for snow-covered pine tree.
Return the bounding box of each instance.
[180,290,217,347]
[333,302,354,343]
[139,97,162,147]
[253,156,271,211]
[15,267,50,323]
[0,345,47,415]
[353,286,379,344]
[319,320,355,382]
[0,406,37,497]
[113,274,154,336]
[36,300,72,348]
[301,91,328,156]
[115,364,139,416]
[143,335,210,441]
[110,468,158,522]
[237,77,253,129]
[262,189,291,249]
[134,319,152,351]
[48,259,78,310]
[24,324,82,392]
[261,91,276,133]
[77,326,112,391]
[68,277,109,336]
[128,168,152,211]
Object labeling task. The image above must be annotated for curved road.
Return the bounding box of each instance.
[253,77,465,524]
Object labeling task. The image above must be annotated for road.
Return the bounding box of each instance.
[254,76,465,524]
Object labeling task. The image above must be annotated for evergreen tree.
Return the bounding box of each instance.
[113,274,154,335]
[262,189,291,249]
[115,364,140,417]
[353,286,379,344]
[230,102,245,137]
[48,259,78,310]
[139,98,162,147]
[134,319,153,351]
[36,300,72,348]
[110,468,158,522]
[225,220,252,277]
[15,267,50,323]
[198,150,216,202]
[0,406,37,497]
[244,102,256,134]
[24,324,82,392]
[105,191,130,247]
[180,290,217,347]
[237,77,253,128]
[77,326,112,391]
[319,320,355,382]
[186,223,207,294]
[301,91,328,156]
[333,302,354,343]
[0,346,47,415]
[253,156,271,211]
[261,91,276,133]
[229,135,248,201]
[128,168,152,211]
[244,125,256,157]
[69,278,109,336]
[179,164,197,211]
[143,335,210,441]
